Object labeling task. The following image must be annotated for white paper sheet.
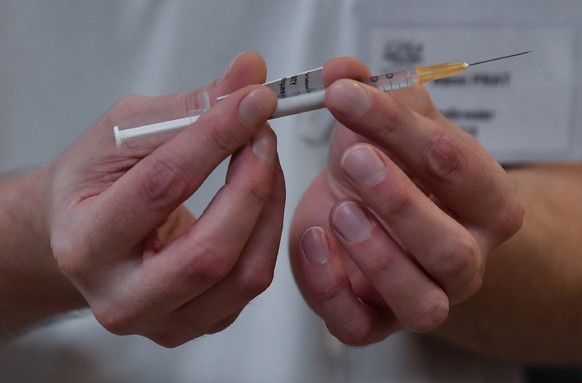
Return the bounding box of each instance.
[355,0,582,164]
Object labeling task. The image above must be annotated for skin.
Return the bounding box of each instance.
[435,163,582,364]
[0,52,286,347]
[289,57,524,346]
[2,52,580,364]
[290,58,582,364]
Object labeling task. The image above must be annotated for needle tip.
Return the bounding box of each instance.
[468,50,532,67]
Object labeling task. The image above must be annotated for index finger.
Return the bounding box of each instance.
[322,56,372,86]
[95,85,277,253]
[322,57,438,118]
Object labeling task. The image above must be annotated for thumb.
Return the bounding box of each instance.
[111,51,269,150]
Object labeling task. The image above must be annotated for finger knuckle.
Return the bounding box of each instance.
[180,242,234,286]
[235,258,275,301]
[497,195,525,240]
[378,103,407,137]
[241,173,273,207]
[51,233,92,277]
[362,250,399,278]
[375,184,412,219]
[464,272,484,300]
[431,235,480,282]
[140,156,191,211]
[203,120,240,158]
[402,293,449,333]
[332,317,376,346]
[314,277,348,305]
[207,313,239,334]
[95,305,140,337]
[422,129,462,181]
[149,329,190,348]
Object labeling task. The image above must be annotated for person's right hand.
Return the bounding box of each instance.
[45,52,285,347]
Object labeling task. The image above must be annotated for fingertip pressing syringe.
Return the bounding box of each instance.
[113,51,530,146]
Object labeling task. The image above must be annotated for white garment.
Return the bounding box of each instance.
[0,1,538,381]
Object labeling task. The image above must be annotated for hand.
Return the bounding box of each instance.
[45,52,285,347]
[289,57,524,345]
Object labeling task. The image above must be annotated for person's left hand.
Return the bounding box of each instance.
[289,57,524,345]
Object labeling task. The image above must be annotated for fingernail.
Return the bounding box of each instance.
[341,145,386,188]
[251,128,275,164]
[301,226,329,264]
[216,52,244,85]
[238,88,275,127]
[328,80,371,117]
[332,201,373,243]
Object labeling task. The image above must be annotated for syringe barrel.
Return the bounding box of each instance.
[365,70,419,92]
[271,90,326,118]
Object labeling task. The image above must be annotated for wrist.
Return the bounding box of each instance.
[0,167,86,336]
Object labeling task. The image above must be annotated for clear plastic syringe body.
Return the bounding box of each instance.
[365,70,419,92]
[365,62,470,91]
[113,62,470,146]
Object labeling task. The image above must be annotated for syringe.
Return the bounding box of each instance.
[114,51,530,146]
